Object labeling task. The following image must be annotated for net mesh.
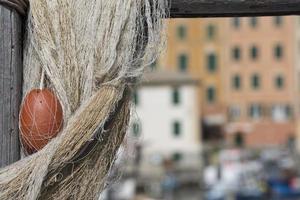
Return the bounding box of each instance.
[19,88,64,155]
[0,0,167,199]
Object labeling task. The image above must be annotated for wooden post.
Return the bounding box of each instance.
[0,6,23,167]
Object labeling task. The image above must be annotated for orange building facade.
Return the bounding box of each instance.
[223,17,298,147]
[159,16,300,147]
[159,18,226,143]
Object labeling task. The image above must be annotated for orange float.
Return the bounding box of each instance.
[19,89,63,154]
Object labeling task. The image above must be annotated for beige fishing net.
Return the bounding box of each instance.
[0,0,167,199]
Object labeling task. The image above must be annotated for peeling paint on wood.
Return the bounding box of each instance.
[0,6,22,167]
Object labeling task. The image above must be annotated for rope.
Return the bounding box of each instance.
[0,0,28,16]
[0,1,167,199]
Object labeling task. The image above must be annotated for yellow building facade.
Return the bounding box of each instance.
[159,19,226,142]
[159,17,300,147]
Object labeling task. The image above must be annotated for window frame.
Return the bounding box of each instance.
[206,86,217,103]
[232,46,242,61]
[250,17,258,28]
[178,54,188,72]
[177,25,187,40]
[232,17,241,29]
[207,24,216,40]
[173,121,182,137]
[207,53,218,72]
[274,44,283,60]
[250,45,259,60]
[232,74,242,90]
[172,87,181,105]
[275,75,285,89]
[251,74,261,90]
[132,122,141,137]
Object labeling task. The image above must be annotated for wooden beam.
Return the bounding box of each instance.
[0,6,22,167]
[169,0,300,18]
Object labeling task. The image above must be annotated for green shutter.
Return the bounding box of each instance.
[251,46,258,60]
[207,24,216,40]
[232,47,241,61]
[172,152,183,162]
[207,53,218,72]
[177,25,187,40]
[275,44,283,59]
[173,121,181,137]
[275,75,284,89]
[207,87,216,103]
[232,75,241,90]
[150,60,157,70]
[172,88,180,105]
[274,16,283,26]
[250,17,258,27]
[178,54,188,72]
[132,122,141,137]
[251,74,261,89]
[233,17,240,28]
[133,91,139,105]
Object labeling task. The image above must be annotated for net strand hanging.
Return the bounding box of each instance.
[0,0,167,199]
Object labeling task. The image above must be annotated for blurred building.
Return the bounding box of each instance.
[130,71,201,176]
[160,17,300,147]
[159,19,226,144]
[223,17,298,147]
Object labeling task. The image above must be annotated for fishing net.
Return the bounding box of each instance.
[0,0,167,199]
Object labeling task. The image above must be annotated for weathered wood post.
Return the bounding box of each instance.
[0,5,23,167]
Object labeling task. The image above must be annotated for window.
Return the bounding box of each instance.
[285,105,293,119]
[272,104,292,122]
[173,121,181,137]
[251,74,261,89]
[232,46,241,61]
[275,75,285,89]
[229,105,241,121]
[250,45,259,60]
[232,17,240,28]
[249,104,263,119]
[172,88,180,105]
[150,60,157,70]
[172,152,183,162]
[232,75,241,90]
[207,24,216,40]
[274,44,283,60]
[250,17,258,28]
[177,25,187,40]
[132,122,141,137]
[234,132,245,147]
[133,91,139,105]
[178,54,188,72]
[206,86,216,103]
[274,16,283,27]
[207,53,218,72]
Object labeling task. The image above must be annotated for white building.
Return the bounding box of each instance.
[130,71,202,174]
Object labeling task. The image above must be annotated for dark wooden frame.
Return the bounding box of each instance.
[169,0,300,18]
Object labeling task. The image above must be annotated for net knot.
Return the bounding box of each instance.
[0,0,28,16]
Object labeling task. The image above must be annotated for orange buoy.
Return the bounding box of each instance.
[19,88,63,154]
